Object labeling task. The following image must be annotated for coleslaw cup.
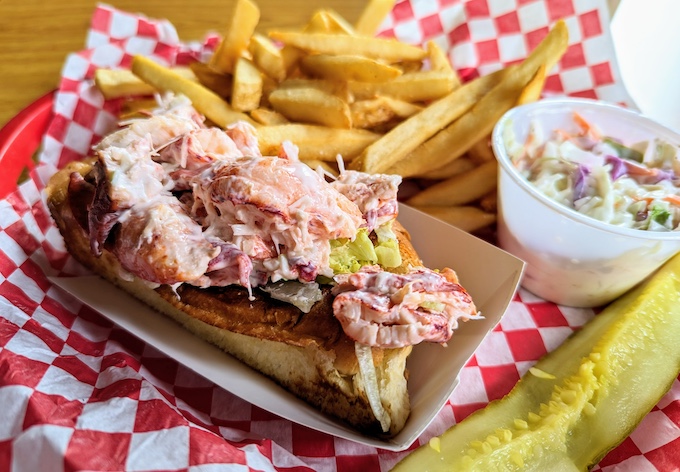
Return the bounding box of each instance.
[492,98,680,307]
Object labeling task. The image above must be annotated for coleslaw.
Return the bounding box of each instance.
[505,112,680,231]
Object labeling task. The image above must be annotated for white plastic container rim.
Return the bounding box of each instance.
[492,97,680,243]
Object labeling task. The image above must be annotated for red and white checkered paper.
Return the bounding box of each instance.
[1,1,678,471]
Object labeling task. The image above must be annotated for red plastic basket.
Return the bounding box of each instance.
[0,92,55,199]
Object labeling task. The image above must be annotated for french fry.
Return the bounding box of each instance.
[351,67,509,173]
[355,0,396,36]
[303,159,339,177]
[427,40,461,89]
[231,57,264,112]
[189,61,232,99]
[406,160,497,206]
[249,33,286,82]
[119,97,161,120]
[256,124,379,161]
[350,96,421,129]
[209,0,260,74]
[131,55,255,127]
[278,78,351,102]
[348,70,456,102]
[417,156,477,180]
[300,54,402,83]
[320,9,356,35]
[269,31,427,63]
[94,67,196,99]
[280,10,332,76]
[517,64,547,105]
[250,107,290,125]
[467,136,495,164]
[386,20,569,177]
[268,87,351,128]
[412,205,497,233]
[479,190,498,214]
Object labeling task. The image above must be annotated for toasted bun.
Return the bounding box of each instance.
[47,160,420,436]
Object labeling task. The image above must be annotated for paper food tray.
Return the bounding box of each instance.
[50,204,524,451]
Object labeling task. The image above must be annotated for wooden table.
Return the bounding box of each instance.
[0,0,366,128]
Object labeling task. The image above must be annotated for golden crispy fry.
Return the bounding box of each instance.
[189,61,232,98]
[426,40,461,89]
[280,10,333,76]
[231,57,264,111]
[250,107,290,125]
[209,0,260,74]
[256,124,379,161]
[411,205,497,233]
[348,70,456,102]
[119,97,160,120]
[320,9,356,35]
[268,87,351,128]
[131,55,254,127]
[269,31,427,63]
[351,67,508,173]
[303,159,339,177]
[94,67,196,99]
[467,136,495,164]
[249,33,286,82]
[479,190,498,213]
[350,96,421,129]
[279,78,350,101]
[417,156,477,180]
[517,64,547,105]
[355,0,396,36]
[300,54,402,83]
[387,20,569,177]
[407,160,497,206]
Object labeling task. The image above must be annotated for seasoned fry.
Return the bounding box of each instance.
[351,67,509,173]
[268,31,427,63]
[407,161,497,206]
[209,0,260,74]
[249,33,286,82]
[231,57,264,112]
[256,124,379,161]
[412,205,497,233]
[189,61,232,98]
[250,107,289,125]
[386,20,569,177]
[268,87,351,128]
[355,0,396,36]
[348,70,456,102]
[94,67,196,99]
[300,54,402,83]
[131,55,255,127]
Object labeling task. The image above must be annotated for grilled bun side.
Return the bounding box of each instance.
[46,161,416,436]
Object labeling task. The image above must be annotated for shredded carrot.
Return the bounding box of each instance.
[572,112,600,139]
[663,194,680,206]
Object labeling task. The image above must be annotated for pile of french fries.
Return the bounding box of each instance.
[93,0,568,234]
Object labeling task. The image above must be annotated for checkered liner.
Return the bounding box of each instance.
[0,1,677,471]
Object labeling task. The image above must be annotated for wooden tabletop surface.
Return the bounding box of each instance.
[0,0,366,128]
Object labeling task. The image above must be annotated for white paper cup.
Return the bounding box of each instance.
[492,98,680,307]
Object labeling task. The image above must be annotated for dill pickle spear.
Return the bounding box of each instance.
[393,253,680,471]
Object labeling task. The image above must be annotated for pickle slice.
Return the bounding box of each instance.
[393,254,680,471]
